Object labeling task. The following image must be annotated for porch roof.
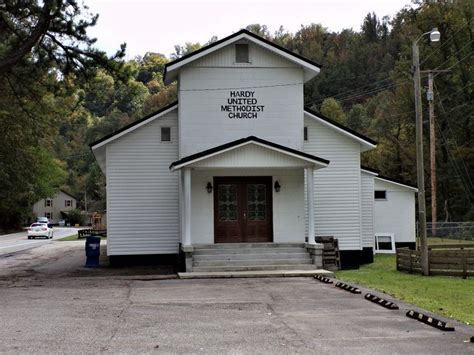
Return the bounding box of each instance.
[169,136,330,171]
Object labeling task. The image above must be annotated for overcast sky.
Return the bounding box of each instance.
[86,0,413,59]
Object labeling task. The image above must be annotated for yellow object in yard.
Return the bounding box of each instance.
[75,224,79,227]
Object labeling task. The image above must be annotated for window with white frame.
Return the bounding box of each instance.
[374,234,395,253]
[45,212,53,220]
[65,199,73,207]
[45,199,53,207]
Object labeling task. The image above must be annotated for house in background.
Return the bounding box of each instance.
[90,29,417,271]
[32,190,77,225]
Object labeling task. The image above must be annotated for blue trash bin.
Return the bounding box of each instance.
[85,236,101,267]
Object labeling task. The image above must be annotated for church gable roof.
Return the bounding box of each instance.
[164,29,321,84]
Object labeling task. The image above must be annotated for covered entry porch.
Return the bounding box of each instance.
[169,136,330,272]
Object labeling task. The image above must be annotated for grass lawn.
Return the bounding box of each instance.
[336,254,474,325]
[58,234,106,241]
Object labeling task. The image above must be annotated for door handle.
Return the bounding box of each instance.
[243,211,246,219]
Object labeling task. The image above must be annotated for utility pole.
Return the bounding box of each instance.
[412,41,429,276]
[412,28,441,276]
[423,69,449,237]
[427,72,437,237]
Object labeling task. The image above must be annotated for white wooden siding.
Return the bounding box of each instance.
[188,144,315,169]
[191,42,300,68]
[106,110,179,255]
[374,178,416,243]
[361,172,375,248]
[303,114,362,250]
[178,65,304,158]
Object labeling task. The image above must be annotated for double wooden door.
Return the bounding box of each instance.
[214,177,273,243]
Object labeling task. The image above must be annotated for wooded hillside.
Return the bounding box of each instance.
[0,0,472,228]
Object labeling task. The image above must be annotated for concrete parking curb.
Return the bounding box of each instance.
[406,310,455,331]
[365,293,399,310]
[335,281,361,294]
[313,275,333,283]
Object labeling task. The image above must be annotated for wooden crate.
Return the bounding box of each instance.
[315,236,341,271]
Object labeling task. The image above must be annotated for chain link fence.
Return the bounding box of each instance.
[426,222,474,241]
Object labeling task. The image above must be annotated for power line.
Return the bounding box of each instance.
[178,82,302,92]
[306,76,397,106]
[433,81,473,193]
[434,50,473,78]
[433,117,473,200]
[431,40,472,72]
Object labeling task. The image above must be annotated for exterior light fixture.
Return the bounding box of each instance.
[274,181,281,192]
[429,28,441,42]
[206,182,213,193]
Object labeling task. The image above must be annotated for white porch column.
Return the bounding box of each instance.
[306,167,316,245]
[183,168,192,246]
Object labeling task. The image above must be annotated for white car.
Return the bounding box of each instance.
[28,223,53,239]
[36,217,49,224]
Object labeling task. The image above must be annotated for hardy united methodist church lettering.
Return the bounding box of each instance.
[220,90,265,119]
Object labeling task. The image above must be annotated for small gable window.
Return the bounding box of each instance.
[161,127,171,142]
[235,43,249,63]
[374,190,386,200]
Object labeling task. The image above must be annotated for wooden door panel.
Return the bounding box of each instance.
[214,180,243,243]
[214,177,272,243]
[244,180,272,242]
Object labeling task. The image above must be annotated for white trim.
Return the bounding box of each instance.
[183,168,192,246]
[170,140,329,171]
[304,110,377,151]
[165,33,320,84]
[361,168,379,176]
[306,167,316,245]
[91,104,178,150]
[374,233,396,254]
[374,176,418,192]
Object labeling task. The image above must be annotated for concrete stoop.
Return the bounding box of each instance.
[178,269,334,279]
[182,243,325,277]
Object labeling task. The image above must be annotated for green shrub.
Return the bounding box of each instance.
[66,209,85,225]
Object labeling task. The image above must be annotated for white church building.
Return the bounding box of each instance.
[91,29,417,271]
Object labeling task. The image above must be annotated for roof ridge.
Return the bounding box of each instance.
[304,107,377,146]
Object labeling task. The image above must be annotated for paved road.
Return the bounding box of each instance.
[0,242,472,354]
[0,227,82,256]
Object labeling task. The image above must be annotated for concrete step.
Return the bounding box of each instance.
[194,258,312,267]
[193,252,310,261]
[193,248,307,256]
[178,269,334,279]
[193,243,306,250]
[192,264,317,272]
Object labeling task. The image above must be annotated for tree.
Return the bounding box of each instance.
[347,104,369,132]
[0,0,126,76]
[0,0,126,229]
[320,98,347,123]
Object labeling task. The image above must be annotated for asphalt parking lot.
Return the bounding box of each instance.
[0,243,472,354]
